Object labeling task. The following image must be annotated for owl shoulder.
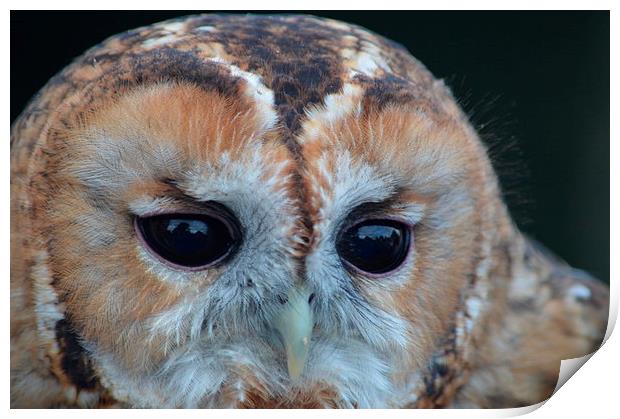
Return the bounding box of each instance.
[454,236,608,408]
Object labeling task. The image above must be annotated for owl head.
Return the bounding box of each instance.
[11,14,607,408]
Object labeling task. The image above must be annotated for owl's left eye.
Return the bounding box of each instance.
[135,212,240,270]
[336,219,412,275]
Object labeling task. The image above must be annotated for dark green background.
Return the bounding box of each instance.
[10,11,610,282]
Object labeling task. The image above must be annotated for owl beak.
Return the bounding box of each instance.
[272,286,314,381]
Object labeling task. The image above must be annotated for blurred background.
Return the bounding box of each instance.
[10,11,610,283]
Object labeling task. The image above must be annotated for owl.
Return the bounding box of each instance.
[10,14,609,408]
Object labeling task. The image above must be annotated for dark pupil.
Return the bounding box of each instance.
[337,220,410,274]
[138,215,234,267]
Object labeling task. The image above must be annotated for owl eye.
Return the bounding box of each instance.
[135,212,240,269]
[336,219,412,275]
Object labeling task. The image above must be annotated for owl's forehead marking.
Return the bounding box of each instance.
[185,15,347,140]
[140,19,189,48]
[160,21,185,32]
[195,25,216,32]
[341,40,393,79]
[207,58,278,131]
[301,83,364,141]
[141,34,179,49]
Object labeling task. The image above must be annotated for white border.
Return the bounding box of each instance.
[2,1,618,10]
[4,3,616,418]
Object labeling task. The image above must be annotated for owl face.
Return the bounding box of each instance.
[43,80,485,406]
[13,14,512,408]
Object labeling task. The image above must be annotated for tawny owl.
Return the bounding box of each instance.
[10,14,609,408]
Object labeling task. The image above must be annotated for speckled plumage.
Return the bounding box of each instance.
[11,14,608,408]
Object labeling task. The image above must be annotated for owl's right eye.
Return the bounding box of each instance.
[135,212,240,270]
[336,219,412,276]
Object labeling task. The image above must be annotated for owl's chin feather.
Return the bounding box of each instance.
[82,326,411,408]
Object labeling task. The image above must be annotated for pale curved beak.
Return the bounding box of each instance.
[272,286,314,380]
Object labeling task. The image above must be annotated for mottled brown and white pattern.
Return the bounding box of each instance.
[11,14,608,408]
